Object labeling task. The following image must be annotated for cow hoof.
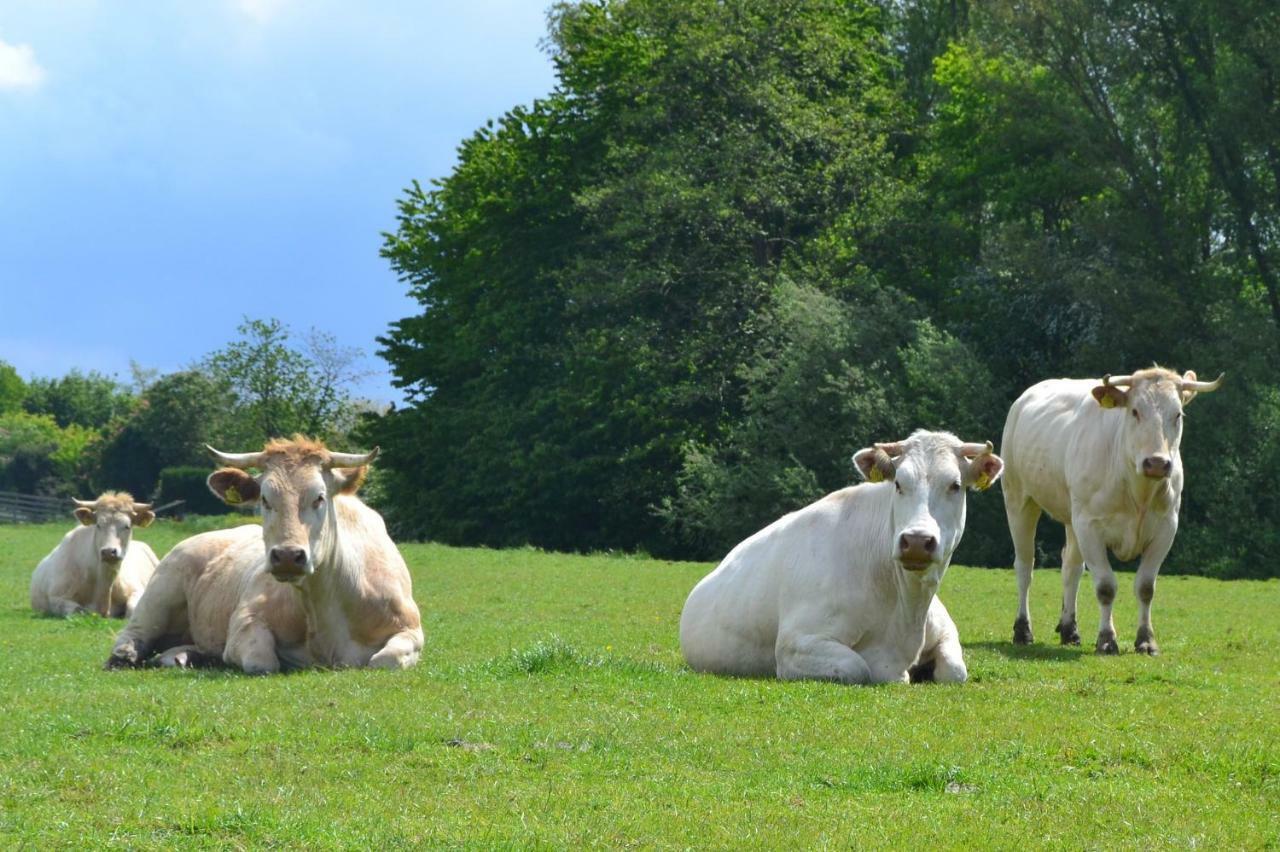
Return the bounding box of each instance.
[1013,617,1034,645]
[1135,628,1159,656]
[1095,634,1119,655]
[104,652,140,670]
[1055,621,1081,646]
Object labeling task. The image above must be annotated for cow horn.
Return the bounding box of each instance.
[873,441,906,457]
[1180,372,1224,393]
[131,502,153,512]
[205,445,267,469]
[1102,373,1134,388]
[959,440,993,458]
[72,498,96,508]
[326,447,379,468]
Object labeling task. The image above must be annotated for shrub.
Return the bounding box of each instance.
[155,466,234,516]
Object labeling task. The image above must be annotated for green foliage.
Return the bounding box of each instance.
[155,466,234,516]
[0,361,24,415]
[1,528,1278,846]
[203,318,361,447]
[372,0,908,554]
[0,411,95,497]
[22,369,133,430]
[92,371,234,498]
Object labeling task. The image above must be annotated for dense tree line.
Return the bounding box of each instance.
[0,319,369,510]
[369,0,1278,578]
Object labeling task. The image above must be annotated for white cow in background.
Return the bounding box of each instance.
[30,492,158,618]
[680,430,1004,685]
[1001,367,1222,654]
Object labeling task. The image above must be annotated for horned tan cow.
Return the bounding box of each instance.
[106,437,423,673]
[680,430,1004,685]
[30,492,158,618]
[1001,367,1222,654]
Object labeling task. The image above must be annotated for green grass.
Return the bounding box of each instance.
[1,520,1277,848]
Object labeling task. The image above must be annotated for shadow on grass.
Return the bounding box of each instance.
[967,640,1085,662]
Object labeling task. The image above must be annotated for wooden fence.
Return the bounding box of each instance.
[0,491,67,523]
[0,493,185,524]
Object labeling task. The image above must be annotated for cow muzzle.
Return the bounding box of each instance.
[1142,455,1172,479]
[897,532,937,571]
[99,547,122,564]
[269,545,310,582]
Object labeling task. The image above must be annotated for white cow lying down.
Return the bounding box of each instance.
[30,492,158,618]
[107,437,423,673]
[680,430,1003,684]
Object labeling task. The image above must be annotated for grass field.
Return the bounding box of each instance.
[1,520,1277,848]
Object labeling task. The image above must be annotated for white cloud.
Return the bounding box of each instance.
[0,37,45,91]
[235,0,290,24]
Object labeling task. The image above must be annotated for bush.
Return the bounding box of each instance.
[155,466,235,516]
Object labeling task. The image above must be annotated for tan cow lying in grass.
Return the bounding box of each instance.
[107,437,423,673]
[30,492,158,618]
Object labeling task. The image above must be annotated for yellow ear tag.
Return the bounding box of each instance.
[1099,394,1116,409]
[974,471,991,491]
[224,485,242,504]
[868,467,884,483]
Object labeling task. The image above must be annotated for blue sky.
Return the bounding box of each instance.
[0,1,557,403]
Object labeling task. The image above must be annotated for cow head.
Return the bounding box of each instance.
[73,492,154,572]
[205,437,378,584]
[1090,368,1223,480]
[853,431,1003,575]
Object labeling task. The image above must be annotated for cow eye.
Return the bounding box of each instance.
[949,481,962,493]
[894,482,903,495]
[313,495,325,509]
[261,497,272,511]
[1131,409,1140,421]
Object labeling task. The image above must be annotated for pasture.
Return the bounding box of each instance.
[1,520,1277,848]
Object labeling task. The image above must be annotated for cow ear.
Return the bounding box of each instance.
[966,452,1004,491]
[74,507,95,526]
[1180,370,1199,405]
[207,468,260,506]
[132,508,156,528]
[853,447,896,483]
[1091,384,1128,409]
[331,466,368,495]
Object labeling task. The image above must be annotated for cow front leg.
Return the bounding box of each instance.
[1055,525,1084,645]
[912,598,967,683]
[46,596,88,618]
[369,628,424,670]
[106,570,187,668]
[1134,521,1176,656]
[776,632,874,685]
[224,608,281,674]
[1075,525,1119,654]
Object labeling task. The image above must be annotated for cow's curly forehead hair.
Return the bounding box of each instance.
[259,435,333,469]
[91,491,138,513]
[1129,366,1182,388]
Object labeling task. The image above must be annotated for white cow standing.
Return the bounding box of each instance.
[107,437,423,673]
[1001,367,1222,654]
[30,492,158,618]
[680,430,1004,685]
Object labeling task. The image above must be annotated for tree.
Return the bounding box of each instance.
[372,0,907,552]
[23,370,133,430]
[0,361,24,414]
[203,317,361,446]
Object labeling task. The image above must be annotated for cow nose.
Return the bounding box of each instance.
[899,533,937,563]
[99,547,121,561]
[269,546,308,569]
[1142,455,1172,479]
